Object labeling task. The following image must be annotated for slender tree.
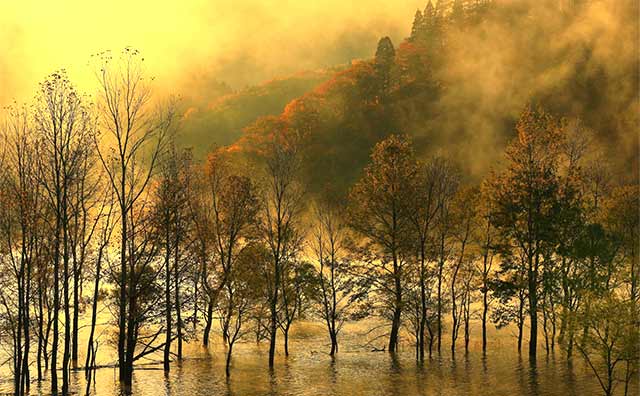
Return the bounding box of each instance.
[33,71,93,395]
[257,134,305,367]
[408,157,454,359]
[348,135,417,353]
[200,149,258,346]
[0,105,42,395]
[476,181,497,353]
[312,196,365,355]
[491,107,561,359]
[93,48,172,386]
[433,160,459,353]
[449,186,478,355]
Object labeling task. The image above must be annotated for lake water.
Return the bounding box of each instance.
[0,320,634,395]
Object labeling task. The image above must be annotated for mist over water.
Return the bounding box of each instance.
[0,321,626,396]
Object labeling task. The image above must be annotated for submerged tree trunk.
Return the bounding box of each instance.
[72,270,79,366]
[388,253,402,353]
[164,225,172,372]
[528,253,538,359]
[481,229,492,354]
[517,291,525,353]
[203,298,214,347]
[482,284,488,353]
[62,194,71,396]
[124,221,138,388]
[427,322,434,358]
[464,292,470,353]
[542,298,550,354]
[44,298,52,371]
[51,216,61,395]
[225,343,234,377]
[268,258,280,368]
[86,246,104,378]
[283,327,290,356]
[330,332,338,355]
[437,233,445,354]
[117,202,127,384]
[419,246,427,361]
[37,276,44,381]
[174,234,183,361]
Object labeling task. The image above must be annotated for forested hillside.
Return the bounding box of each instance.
[179,68,343,158]
[224,0,638,194]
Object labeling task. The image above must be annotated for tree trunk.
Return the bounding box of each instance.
[86,247,103,379]
[437,254,444,354]
[37,279,43,381]
[482,285,488,353]
[542,301,549,354]
[44,301,52,371]
[164,228,172,372]
[481,218,492,354]
[174,236,183,360]
[528,254,538,359]
[330,332,338,356]
[451,275,458,356]
[72,260,80,367]
[388,254,402,353]
[203,298,214,347]
[15,257,24,396]
[268,258,280,368]
[124,235,138,388]
[283,327,289,356]
[225,343,233,377]
[51,221,60,395]
[193,269,199,332]
[419,247,427,361]
[464,294,470,353]
[517,293,525,353]
[62,197,71,396]
[117,201,127,383]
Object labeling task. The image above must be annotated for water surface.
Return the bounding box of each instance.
[1,321,633,395]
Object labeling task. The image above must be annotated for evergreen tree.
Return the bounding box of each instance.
[374,37,396,99]
[451,0,465,25]
[410,10,424,41]
[424,0,435,21]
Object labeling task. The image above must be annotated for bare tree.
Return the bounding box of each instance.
[432,160,459,354]
[256,134,305,367]
[312,196,364,355]
[476,181,497,353]
[0,105,43,395]
[68,127,102,368]
[449,186,478,356]
[84,190,115,381]
[151,143,193,371]
[93,48,172,387]
[408,156,452,360]
[33,71,94,395]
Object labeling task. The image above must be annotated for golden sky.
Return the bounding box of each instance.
[0,0,423,105]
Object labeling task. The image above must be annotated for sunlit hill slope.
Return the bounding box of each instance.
[186,0,639,194]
